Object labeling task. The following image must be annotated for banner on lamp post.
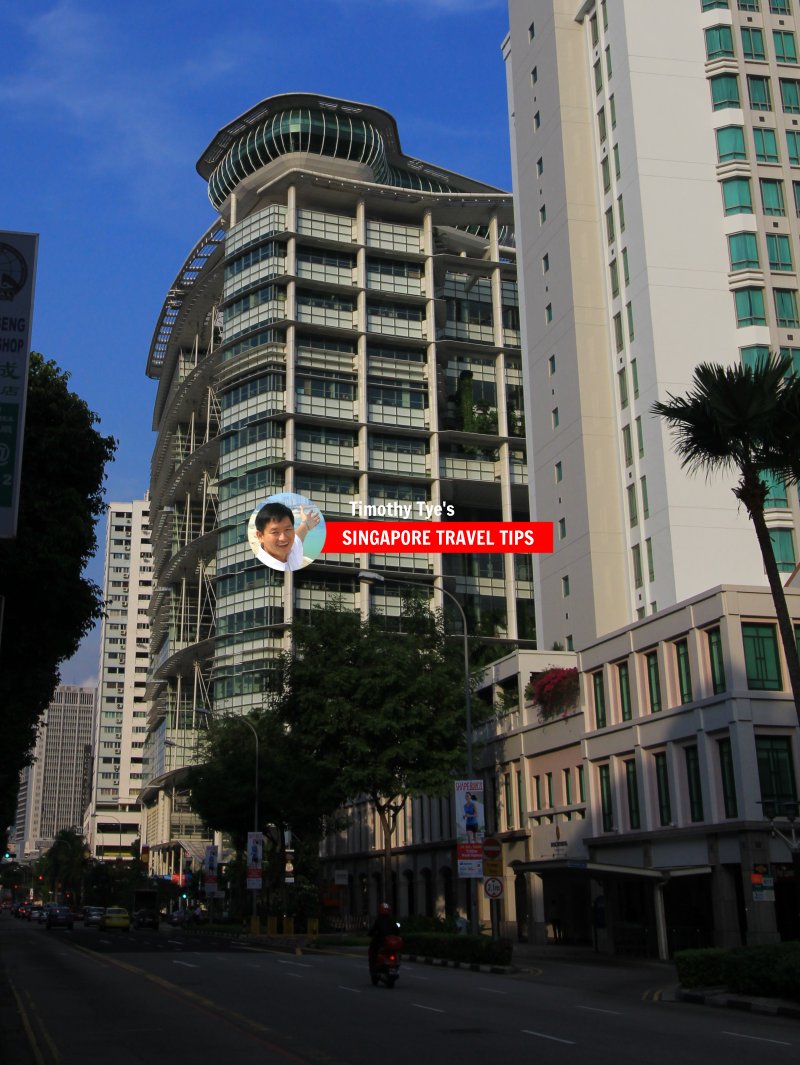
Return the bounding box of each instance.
[246,832,263,890]
[454,779,485,878]
[203,844,219,895]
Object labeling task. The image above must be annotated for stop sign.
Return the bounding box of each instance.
[482,836,502,860]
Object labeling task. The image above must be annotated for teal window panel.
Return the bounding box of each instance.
[734,286,766,326]
[753,127,779,163]
[685,746,705,822]
[625,760,641,830]
[767,233,793,271]
[706,25,734,59]
[711,74,741,110]
[618,661,632,720]
[770,527,796,571]
[722,177,752,215]
[654,752,672,826]
[593,671,607,729]
[717,125,746,162]
[780,78,800,112]
[774,30,798,65]
[728,231,760,270]
[774,287,799,326]
[740,344,770,370]
[718,737,738,817]
[742,27,766,60]
[748,75,772,111]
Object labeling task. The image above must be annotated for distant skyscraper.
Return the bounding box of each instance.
[84,498,152,859]
[14,686,95,861]
[505,0,800,649]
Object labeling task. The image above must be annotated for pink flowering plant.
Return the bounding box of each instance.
[525,666,579,721]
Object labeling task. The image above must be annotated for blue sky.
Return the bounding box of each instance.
[3,0,514,684]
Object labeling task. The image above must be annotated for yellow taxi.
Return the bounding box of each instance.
[98,906,130,931]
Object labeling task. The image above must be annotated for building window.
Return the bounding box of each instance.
[770,1,792,14]
[558,517,567,540]
[728,232,760,271]
[551,406,559,429]
[534,110,541,130]
[707,627,727,693]
[756,735,798,816]
[761,178,786,215]
[741,26,766,61]
[703,0,730,7]
[626,302,635,340]
[597,107,607,143]
[706,24,735,59]
[593,671,607,729]
[610,258,619,297]
[606,44,612,77]
[646,537,655,581]
[601,0,608,29]
[718,737,739,817]
[787,130,800,167]
[636,416,644,457]
[618,661,632,720]
[566,634,574,651]
[645,650,662,712]
[618,368,628,409]
[622,247,630,285]
[594,59,603,94]
[533,774,541,810]
[504,773,514,830]
[590,13,598,47]
[536,156,544,177]
[711,74,741,110]
[605,206,615,243]
[627,484,639,528]
[578,764,585,802]
[767,233,793,271]
[753,127,779,163]
[764,470,789,509]
[564,767,572,805]
[632,543,643,588]
[613,143,621,178]
[716,125,747,162]
[602,156,611,192]
[555,460,563,482]
[780,78,800,112]
[738,0,760,10]
[545,303,553,323]
[622,424,633,465]
[599,764,614,831]
[546,772,554,807]
[625,759,641,830]
[774,287,800,326]
[654,751,672,825]
[562,575,570,598]
[617,193,625,230]
[539,204,547,225]
[774,31,798,65]
[542,253,550,273]
[722,177,753,215]
[748,75,773,111]
[742,622,783,690]
[734,286,767,326]
[613,311,624,351]
[641,475,650,518]
[779,345,800,372]
[675,639,693,704]
[685,746,705,822]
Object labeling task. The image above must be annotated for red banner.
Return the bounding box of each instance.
[321,521,553,554]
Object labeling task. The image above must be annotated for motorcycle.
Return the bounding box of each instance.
[369,933,402,988]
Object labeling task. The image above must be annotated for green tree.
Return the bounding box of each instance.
[276,600,470,895]
[652,354,800,722]
[41,829,89,905]
[0,354,116,836]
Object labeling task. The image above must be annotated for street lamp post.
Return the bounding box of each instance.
[357,570,479,934]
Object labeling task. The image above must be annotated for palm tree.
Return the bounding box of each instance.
[44,829,89,905]
[652,353,800,724]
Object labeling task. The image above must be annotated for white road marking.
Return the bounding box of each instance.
[479,987,507,995]
[338,985,362,993]
[285,973,302,979]
[722,1032,792,1047]
[522,1029,576,1045]
[278,959,312,968]
[168,939,183,946]
[412,1004,444,1014]
[404,973,430,980]
[173,961,198,968]
[576,1005,621,1015]
[246,964,262,970]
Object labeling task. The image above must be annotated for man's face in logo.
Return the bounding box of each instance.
[256,516,296,562]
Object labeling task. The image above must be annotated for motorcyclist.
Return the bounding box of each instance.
[368,902,399,969]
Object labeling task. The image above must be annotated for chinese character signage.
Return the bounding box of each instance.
[454,779,485,878]
[0,232,38,538]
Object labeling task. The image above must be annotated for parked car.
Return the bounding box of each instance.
[99,907,130,932]
[166,909,189,926]
[45,905,73,930]
[26,904,44,922]
[82,906,105,926]
[132,908,159,929]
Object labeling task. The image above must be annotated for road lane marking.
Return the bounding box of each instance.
[722,1032,792,1047]
[285,973,303,979]
[523,1029,576,1045]
[173,961,198,968]
[278,959,312,968]
[576,1005,621,1015]
[479,987,507,995]
[338,986,362,993]
[412,1004,444,1013]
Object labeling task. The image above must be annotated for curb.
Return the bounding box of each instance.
[676,987,800,1020]
[404,953,513,975]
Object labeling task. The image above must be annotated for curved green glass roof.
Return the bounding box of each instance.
[197,93,505,210]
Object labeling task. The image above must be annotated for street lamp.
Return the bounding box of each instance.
[357,569,478,933]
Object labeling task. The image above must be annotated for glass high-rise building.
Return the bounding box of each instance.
[140,93,534,865]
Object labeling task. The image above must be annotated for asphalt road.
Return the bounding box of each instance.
[0,916,797,1065]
